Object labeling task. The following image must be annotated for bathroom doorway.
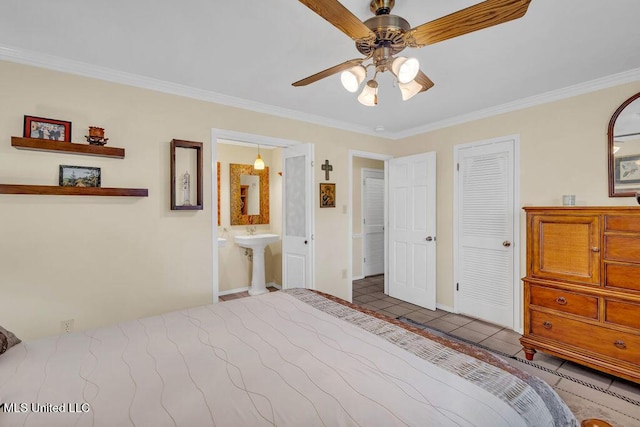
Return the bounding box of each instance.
[211,129,314,301]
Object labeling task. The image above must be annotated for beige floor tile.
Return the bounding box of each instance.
[439,313,475,326]
[425,318,460,333]
[368,292,388,299]
[479,336,523,356]
[450,327,491,343]
[404,311,440,325]
[377,310,398,319]
[354,294,380,304]
[397,302,424,311]
[367,299,396,310]
[489,328,523,346]
[384,304,416,317]
[464,319,503,336]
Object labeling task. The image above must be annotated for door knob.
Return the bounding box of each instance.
[304,240,308,244]
[425,236,433,241]
[503,241,511,247]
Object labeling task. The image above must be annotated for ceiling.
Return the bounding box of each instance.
[1,0,640,139]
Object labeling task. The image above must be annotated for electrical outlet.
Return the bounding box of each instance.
[60,319,74,334]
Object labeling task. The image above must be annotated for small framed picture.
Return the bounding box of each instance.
[59,165,101,187]
[320,183,336,208]
[24,115,72,142]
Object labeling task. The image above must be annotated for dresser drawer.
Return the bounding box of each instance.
[529,285,598,319]
[605,215,640,233]
[605,299,640,330]
[605,263,640,292]
[605,235,640,263]
[530,310,640,365]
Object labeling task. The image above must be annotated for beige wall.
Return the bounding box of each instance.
[217,143,282,292]
[0,61,390,340]
[351,157,384,278]
[392,80,640,309]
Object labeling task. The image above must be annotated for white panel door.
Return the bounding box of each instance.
[363,169,384,277]
[389,152,436,310]
[282,143,313,289]
[456,138,515,327]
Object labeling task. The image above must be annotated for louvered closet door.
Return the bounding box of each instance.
[457,138,515,328]
[363,170,384,276]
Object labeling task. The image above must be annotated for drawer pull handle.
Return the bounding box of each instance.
[614,340,627,349]
[543,321,552,329]
[591,247,600,252]
[555,296,567,305]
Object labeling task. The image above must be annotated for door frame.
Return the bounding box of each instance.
[452,134,521,332]
[348,150,392,301]
[211,128,314,302]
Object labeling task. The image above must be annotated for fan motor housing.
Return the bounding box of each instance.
[356,14,410,56]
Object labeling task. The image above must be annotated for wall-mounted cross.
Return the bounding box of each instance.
[321,159,333,180]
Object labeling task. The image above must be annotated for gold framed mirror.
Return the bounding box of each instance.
[230,163,269,225]
[608,91,640,197]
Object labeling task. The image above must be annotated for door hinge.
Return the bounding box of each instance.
[457,163,459,171]
[363,218,366,224]
[311,234,314,240]
[364,257,366,263]
[311,160,314,167]
[456,282,459,291]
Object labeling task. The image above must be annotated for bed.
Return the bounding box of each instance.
[1,289,579,426]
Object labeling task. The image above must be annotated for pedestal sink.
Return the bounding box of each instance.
[234,234,279,296]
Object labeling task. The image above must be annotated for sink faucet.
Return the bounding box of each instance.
[247,226,256,235]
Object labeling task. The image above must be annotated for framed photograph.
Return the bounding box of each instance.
[320,183,336,208]
[615,155,640,184]
[24,115,72,142]
[59,165,101,187]
[170,139,203,210]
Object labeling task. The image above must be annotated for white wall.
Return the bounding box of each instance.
[0,61,391,340]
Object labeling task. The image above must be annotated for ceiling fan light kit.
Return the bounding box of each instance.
[294,0,532,105]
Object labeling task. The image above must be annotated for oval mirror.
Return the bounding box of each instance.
[609,91,640,197]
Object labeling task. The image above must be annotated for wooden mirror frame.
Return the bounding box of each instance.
[171,139,203,210]
[608,91,640,197]
[229,163,269,225]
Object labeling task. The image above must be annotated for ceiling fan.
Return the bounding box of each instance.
[292,0,532,105]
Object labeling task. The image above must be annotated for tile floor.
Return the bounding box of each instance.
[352,274,640,403]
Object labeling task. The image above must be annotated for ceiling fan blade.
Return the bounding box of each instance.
[298,0,374,40]
[414,70,435,92]
[292,59,363,87]
[407,0,531,47]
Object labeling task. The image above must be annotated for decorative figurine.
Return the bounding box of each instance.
[182,171,191,206]
[85,126,109,146]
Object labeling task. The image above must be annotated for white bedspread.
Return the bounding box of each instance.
[0,290,576,426]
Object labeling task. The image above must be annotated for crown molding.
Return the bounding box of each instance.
[0,45,380,138]
[2,45,639,141]
[392,67,640,140]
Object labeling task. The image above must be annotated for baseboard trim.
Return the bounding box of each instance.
[352,275,365,281]
[218,286,249,296]
[436,303,454,313]
[268,282,281,290]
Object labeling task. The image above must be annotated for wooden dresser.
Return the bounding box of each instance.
[521,207,640,383]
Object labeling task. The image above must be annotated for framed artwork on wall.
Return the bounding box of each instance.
[320,183,335,208]
[24,115,72,142]
[59,165,101,187]
[615,154,640,184]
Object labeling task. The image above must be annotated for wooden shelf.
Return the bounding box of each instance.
[12,136,125,159]
[0,184,148,197]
